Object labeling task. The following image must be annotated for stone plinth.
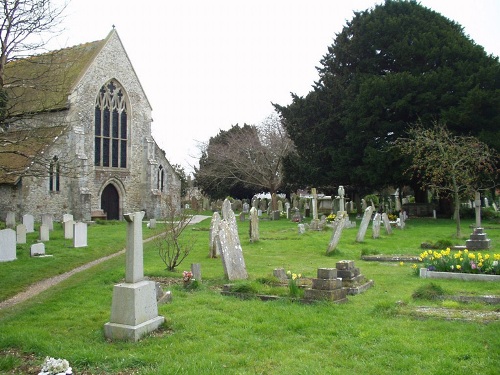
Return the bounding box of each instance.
[303,267,347,302]
[465,228,491,250]
[104,280,164,341]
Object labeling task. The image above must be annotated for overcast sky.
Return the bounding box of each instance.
[49,0,500,174]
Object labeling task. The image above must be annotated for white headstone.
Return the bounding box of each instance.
[39,224,49,242]
[16,224,26,244]
[73,222,88,248]
[0,229,16,262]
[30,242,45,257]
[356,206,374,242]
[23,214,34,233]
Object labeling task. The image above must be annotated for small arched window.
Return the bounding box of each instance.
[49,155,60,192]
[157,165,165,192]
[94,80,128,168]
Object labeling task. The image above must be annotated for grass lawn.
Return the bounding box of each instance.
[0,214,499,374]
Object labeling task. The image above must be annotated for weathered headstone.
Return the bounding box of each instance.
[39,224,49,242]
[5,211,16,228]
[326,214,347,253]
[249,207,259,243]
[104,211,164,341]
[73,222,87,248]
[372,213,381,239]
[41,213,54,231]
[30,243,45,257]
[381,213,392,235]
[64,219,75,239]
[23,214,34,233]
[219,199,247,280]
[209,212,221,258]
[16,224,26,244]
[356,206,374,242]
[0,229,16,262]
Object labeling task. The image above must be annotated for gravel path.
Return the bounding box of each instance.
[0,215,211,310]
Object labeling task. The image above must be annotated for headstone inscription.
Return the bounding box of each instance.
[104,211,164,341]
[0,229,16,262]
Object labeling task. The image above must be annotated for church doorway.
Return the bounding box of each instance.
[101,184,120,220]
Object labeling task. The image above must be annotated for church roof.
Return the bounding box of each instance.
[0,125,67,184]
[4,36,107,115]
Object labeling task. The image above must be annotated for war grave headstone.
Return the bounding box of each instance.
[209,212,221,258]
[30,243,45,257]
[104,211,164,341]
[41,213,54,231]
[6,211,16,228]
[356,206,374,242]
[23,214,34,233]
[39,224,49,242]
[16,224,26,244]
[372,213,381,239]
[73,222,88,248]
[249,207,259,243]
[219,199,248,280]
[0,228,16,262]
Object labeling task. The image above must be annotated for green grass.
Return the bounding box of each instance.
[0,214,499,374]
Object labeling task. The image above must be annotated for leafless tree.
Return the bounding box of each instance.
[196,112,296,210]
[156,193,196,271]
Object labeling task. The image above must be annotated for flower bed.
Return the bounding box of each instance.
[417,248,499,275]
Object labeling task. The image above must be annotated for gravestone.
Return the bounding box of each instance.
[219,199,248,280]
[5,211,16,228]
[249,207,259,243]
[0,229,16,262]
[104,211,164,341]
[41,213,54,231]
[381,213,392,235]
[63,219,75,239]
[39,224,49,242]
[209,212,221,258]
[372,213,381,239]
[326,214,347,253]
[356,206,374,242]
[73,222,88,248]
[23,214,34,233]
[30,243,45,257]
[16,224,26,244]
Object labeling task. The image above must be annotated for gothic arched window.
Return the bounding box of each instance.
[94,80,128,168]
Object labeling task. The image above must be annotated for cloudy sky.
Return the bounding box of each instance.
[49,0,500,174]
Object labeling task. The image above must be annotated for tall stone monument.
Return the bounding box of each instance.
[104,211,164,341]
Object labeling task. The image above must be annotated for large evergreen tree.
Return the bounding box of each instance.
[275,0,500,197]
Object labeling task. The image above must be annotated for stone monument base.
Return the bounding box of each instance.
[104,280,164,341]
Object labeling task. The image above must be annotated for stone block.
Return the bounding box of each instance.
[317,268,337,279]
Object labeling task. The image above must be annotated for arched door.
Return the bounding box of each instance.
[101,184,120,220]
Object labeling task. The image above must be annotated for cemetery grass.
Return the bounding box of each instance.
[0,215,499,374]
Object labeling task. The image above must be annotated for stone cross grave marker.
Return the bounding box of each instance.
[23,214,34,233]
[104,211,164,341]
[0,228,16,262]
[356,206,374,242]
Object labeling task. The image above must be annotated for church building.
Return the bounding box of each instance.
[0,29,181,221]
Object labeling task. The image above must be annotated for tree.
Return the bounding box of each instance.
[195,113,296,210]
[275,0,500,197]
[0,0,69,182]
[395,122,499,237]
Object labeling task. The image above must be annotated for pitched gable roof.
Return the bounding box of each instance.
[4,36,107,116]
